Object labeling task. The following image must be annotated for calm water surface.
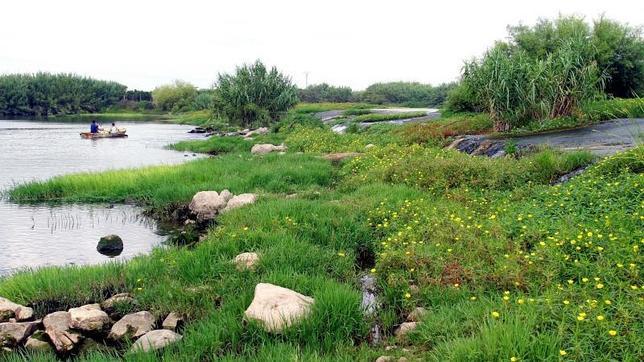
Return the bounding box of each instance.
[0,120,202,277]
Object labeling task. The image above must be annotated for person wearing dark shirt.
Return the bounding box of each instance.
[90,120,99,133]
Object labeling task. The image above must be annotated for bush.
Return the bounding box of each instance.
[214,60,298,128]
[359,82,454,107]
[152,80,198,112]
[299,83,353,103]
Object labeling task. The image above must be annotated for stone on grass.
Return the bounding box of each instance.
[162,312,183,331]
[96,235,124,256]
[108,311,155,341]
[243,283,314,333]
[101,293,135,312]
[365,144,376,149]
[188,191,229,220]
[0,321,39,346]
[0,297,33,322]
[233,252,260,271]
[394,322,418,338]
[219,189,233,202]
[43,311,81,353]
[130,329,182,353]
[251,144,287,155]
[221,194,257,213]
[68,304,110,332]
[375,357,394,362]
[406,307,427,322]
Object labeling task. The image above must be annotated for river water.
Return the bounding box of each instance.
[0,120,202,277]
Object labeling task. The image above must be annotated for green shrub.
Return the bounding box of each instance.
[354,111,427,123]
[152,80,198,112]
[214,60,298,128]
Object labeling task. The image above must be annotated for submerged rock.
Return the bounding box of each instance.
[162,312,183,331]
[130,329,182,352]
[0,321,39,347]
[43,311,81,353]
[188,191,229,220]
[233,252,260,271]
[251,144,287,155]
[0,297,33,322]
[108,311,155,341]
[96,235,124,256]
[221,194,257,213]
[68,304,110,332]
[244,283,314,333]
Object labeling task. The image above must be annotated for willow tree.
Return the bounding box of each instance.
[213,60,298,128]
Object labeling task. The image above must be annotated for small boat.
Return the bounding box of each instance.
[80,128,128,139]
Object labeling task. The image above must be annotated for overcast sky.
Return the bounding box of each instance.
[1,0,642,91]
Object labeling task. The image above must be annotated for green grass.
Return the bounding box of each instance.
[353,111,427,123]
[170,133,287,155]
[1,122,642,361]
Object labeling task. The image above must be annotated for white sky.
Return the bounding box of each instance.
[1,0,642,91]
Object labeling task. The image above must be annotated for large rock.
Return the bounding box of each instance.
[221,194,257,213]
[233,252,260,271]
[244,283,314,333]
[162,312,183,331]
[188,191,229,220]
[108,311,155,341]
[244,127,269,137]
[68,304,110,332]
[0,321,39,347]
[251,144,287,155]
[43,311,81,353]
[0,297,33,322]
[130,329,182,353]
[96,235,124,256]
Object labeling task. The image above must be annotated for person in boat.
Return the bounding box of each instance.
[110,122,118,134]
[90,120,99,133]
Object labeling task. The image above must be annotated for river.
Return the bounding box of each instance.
[0,120,202,277]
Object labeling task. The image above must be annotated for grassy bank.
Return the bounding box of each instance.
[3,118,643,360]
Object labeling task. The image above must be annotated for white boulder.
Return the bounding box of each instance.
[162,312,183,331]
[244,283,314,333]
[188,191,229,220]
[68,304,110,332]
[251,144,287,155]
[108,311,155,341]
[221,194,257,213]
[130,329,182,352]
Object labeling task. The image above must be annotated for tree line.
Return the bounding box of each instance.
[298,81,454,107]
[0,73,126,116]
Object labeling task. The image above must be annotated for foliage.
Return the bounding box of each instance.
[359,82,454,107]
[396,113,494,145]
[285,125,400,153]
[509,15,644,98]
[213,60,298,128]
[0,73,126,116]
[460,40,603,131]
[151,80,198,112]
[191,91,215,111]
[299,83,353,103]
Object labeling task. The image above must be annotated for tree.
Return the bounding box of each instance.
[359,82,453,107]
[298,83,353,103]
[213,60,298,127]
[151,80,198,112]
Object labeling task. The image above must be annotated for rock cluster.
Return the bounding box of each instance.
[0,295,182,356]
[250,143,287,155]
[188,190,257,221]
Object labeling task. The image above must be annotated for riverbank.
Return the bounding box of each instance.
[3,115,642,360]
